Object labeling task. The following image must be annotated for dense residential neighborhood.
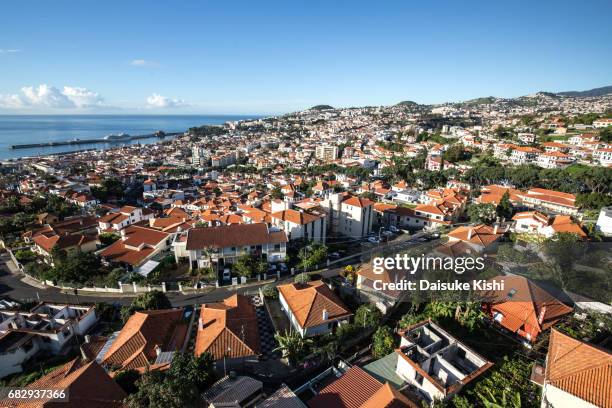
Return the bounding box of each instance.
[0,91,610,407]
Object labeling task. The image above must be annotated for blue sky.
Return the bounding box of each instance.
[1,0,611,115]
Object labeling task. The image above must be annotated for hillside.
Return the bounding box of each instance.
[556,85,612,97]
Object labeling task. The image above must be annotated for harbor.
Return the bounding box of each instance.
[10,130,180,149]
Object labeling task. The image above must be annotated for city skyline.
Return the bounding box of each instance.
[1,0,612,114]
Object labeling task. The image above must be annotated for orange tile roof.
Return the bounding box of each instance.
[186,223,287,250]
[101,309,185,371]
[277,280,352,329]
[546,329,612,408]
[361,383,418,408]
[100,225,170,266]
[195,294,260,360]
[271,209,321,225]
[307,366,383,408]
[447,224,504,248]
[0,359,126,407]
[481,276,573,341]
[343,195,375,208]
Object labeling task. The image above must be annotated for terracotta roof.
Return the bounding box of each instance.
[271,209,321,225]
[0,359,126,407]
[277,280,351,329]
[342,196,374,208]
[101,309,185,371]
[100,225,170,266]
[447,224,504,248]
[32,233,96,254]
[546,329,612,408]
[195,294,260,360]
[549,216,586,237]
[481,276,573,340]
[512,211,549,224]
[186,223,287,250]
[361,383,418,408]
[308,366,382,408]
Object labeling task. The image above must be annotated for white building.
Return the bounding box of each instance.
[315,145,339,162]
[596,206,612,237]
[0,303,97,378]
[270,209,327,243]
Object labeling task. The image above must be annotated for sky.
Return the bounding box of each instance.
[1,0,611,115]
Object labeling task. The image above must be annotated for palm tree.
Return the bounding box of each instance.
[480,389,521,408]
[273,330,312,367]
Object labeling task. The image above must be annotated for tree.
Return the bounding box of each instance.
[233,254,255,278]
[372,326,395,358]
[49,251,102,285]
[14,249,37,263]
[355,304,382,329]
[125,369,199,408]
[121,290,172,322]
[115,370,141,394]
[167,352,216,392]
[99,232,120,246]
[298,242,328,269]
[467,203,497,224]
[294,272,312,284]
[495,191,513,221]
[273,330,312,366]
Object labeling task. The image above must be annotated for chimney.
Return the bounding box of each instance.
[121,229,127,241]
[155,344,162,357]
[322,309,329,321]
[84,334,91,344]
[493,224,498,235]
[467,228,473,240]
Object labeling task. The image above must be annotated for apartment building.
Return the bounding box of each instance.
[315,144,339,162]
[270,208,327,243]
[97,205,154,233]
[183,223,288,271]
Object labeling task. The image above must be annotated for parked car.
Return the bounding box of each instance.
[329,252,341,259]
[389,225,400,233]
[367,236,381,244]
[222,268,231,281]
[382,230,394,237]
[279,263,288,273]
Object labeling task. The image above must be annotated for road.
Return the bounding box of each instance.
[0,230,432,307]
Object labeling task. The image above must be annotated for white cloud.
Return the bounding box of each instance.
[146,93,188,108]
[130,59,159,67]
[0,49,20,54]
[0,84,107,110]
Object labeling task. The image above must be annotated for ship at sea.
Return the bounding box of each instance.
[103,133,131,141]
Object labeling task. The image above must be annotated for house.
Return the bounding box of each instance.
[99,225,171,272]
[307,365,418,408]
[184,223,288,272]
[203,375,264,408]
[593,118,612,128]
[0,358,126,407]
[445,224,506,253]
[270,208,327,243]
[0,303,97,378]
[596,206,612,236]
[511,211,550,234]
[593,147,612,166]
[195,294,260,368]
[97,205,154,233]
[539,329,611,408]
[356,264,409,314]
[395,320,492,404]
[519,188,578,215]
[510,146,541,165]
[98,308,187,372]
[31,232,98,263]
[256,384,307,408]
[476,184,523,207]
[277,280,352,337]
[480,275,573,343]
[536,151,573,169]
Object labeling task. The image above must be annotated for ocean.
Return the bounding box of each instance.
[0,114,259,160]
